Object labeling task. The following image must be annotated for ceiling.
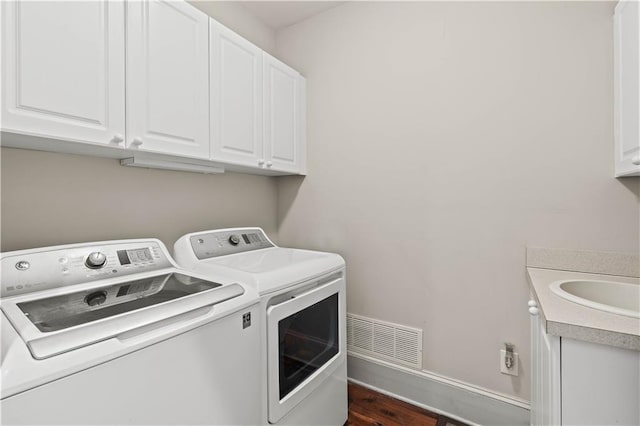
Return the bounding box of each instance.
[240,1,345,30]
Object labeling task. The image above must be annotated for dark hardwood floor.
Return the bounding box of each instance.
[347,382,469,426]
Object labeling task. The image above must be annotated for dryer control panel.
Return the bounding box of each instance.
[190,228,274,260]
[1,240,173,298]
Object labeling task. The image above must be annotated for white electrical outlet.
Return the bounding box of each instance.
[500,349,519,376]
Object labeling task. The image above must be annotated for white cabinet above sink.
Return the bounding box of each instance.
[614,0,640,177]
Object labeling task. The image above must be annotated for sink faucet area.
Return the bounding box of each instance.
[526,247,640,351]
[550,279,640,319]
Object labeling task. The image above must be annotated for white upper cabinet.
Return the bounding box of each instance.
[1,0,305,175]
[1,1,126,146]
[209,25,306,174]
[210,19,264,167]
[614,0,640,177]
[126,0,210,159]
[263,53,305,174]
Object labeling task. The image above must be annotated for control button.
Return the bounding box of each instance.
[58,257,68,264]
[85,252,107,269]
[85,291,107,307]
[15,261,30,271]
[228,234,241,246]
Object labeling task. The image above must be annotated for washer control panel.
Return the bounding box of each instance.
[1,240,173,298]
[190,228,274,260]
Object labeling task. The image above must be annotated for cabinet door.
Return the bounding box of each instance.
[126,0,209,159]
[263,53,303,174]
[530,306,561,426]
[614,0,640,177]
[538,322,560,426]
[562,338,640,425]
[529,303,540,426]
[1,1,125,146]
[210,19,263,168]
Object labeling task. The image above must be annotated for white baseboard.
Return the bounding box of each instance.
[347,354,530,426]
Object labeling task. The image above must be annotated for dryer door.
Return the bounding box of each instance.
[266,273,346,423]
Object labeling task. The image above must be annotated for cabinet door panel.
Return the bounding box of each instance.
[1,1,125,145]
[562,338,640,425]
[530,308,540,426]
[263,54,302,173]
[210,20,263,166]
[127,0,209,159]
[530,312,560,426]
[541,324,560,425]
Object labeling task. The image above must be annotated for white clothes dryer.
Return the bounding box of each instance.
[1,239,261,425]
[174,227,348,425]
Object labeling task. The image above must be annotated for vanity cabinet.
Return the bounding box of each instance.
[126,0,210,159]
[1,0,126,147]
[529,300,640,425]
[614,0,640,177]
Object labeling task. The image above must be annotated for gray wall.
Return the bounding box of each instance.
[275,1,640,400]
[0,148,278,251]
[1,2,278,252]
[188,1,276,54]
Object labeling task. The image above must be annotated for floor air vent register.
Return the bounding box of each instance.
[347,313,423,369]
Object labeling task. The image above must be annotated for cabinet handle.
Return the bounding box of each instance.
[529,307,539,316]
[111,134,124,144]
[528,299,537,308]
[266,161,273,168]
[632,156,640,166]
[131,137,143,147]
[258,159,265,166]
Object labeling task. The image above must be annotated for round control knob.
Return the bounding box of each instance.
[529,307,539,316]
[85,291,107,307]
[85,252,107,269]
[228,235,241,246]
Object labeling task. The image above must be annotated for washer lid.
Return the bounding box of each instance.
[189,248,345,294]
[18,273,221,333]
[1,269,245,359]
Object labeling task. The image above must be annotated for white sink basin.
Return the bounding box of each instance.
[550,279,640,319]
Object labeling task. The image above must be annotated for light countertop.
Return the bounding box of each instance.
[527,267,640,351]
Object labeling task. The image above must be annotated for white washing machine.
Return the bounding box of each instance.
[174,227,348,425]
[1,239,261,425]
